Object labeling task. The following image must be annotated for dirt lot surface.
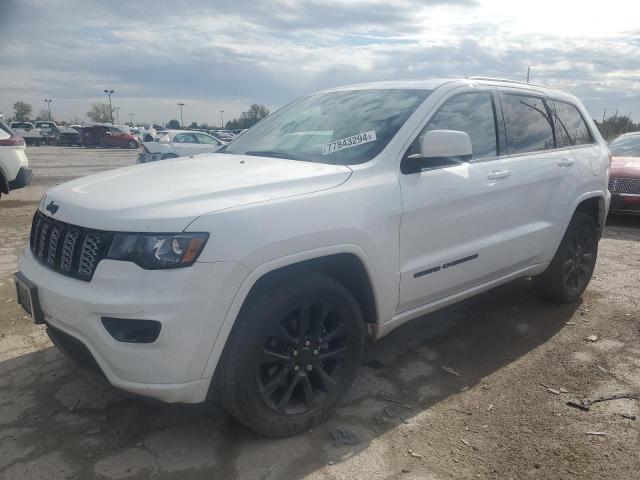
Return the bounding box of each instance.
[1,146,639,480]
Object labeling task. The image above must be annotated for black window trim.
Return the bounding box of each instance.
[400,89,502,173]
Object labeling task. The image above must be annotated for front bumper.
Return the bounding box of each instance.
[17,248,249,403]
[609,193,640,215]
[8,166,32,190]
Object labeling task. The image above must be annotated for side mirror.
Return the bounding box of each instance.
[404,130,473,174]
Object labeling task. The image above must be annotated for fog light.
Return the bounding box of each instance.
[101,317,161,343]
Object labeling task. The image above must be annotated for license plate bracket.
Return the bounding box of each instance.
[14,272,45,324]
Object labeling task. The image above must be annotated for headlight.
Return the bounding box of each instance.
[107,232,209,269]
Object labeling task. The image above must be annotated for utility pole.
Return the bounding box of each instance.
[526,66,531,83]
[602,108,607,123]
[220,110,224,129]
[44,99,52,121]
[177,103,185,128]
[129,113,135,126]
[103,89,114,123]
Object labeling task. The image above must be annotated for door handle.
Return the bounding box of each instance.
[558,158,575,167]
[487,170,511,180]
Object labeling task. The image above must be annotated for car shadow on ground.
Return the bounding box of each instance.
[0,278,578,479]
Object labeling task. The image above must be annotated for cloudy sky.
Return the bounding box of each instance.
[0,0,638,126]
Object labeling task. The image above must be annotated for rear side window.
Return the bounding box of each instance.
[501,94,555,154]
[407,92,498,161]
[196,133,219,145]
[549,100,593,147]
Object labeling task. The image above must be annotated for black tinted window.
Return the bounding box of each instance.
[502,94,555,154]
[409,92,497,160]
[550,100,592,147]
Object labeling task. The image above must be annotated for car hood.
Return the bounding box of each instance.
[40,153,352,232]
[610,156,640,177]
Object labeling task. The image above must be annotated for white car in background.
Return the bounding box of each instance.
[138,129,224,163]
[10,122,44,146]
[0,120,32,198]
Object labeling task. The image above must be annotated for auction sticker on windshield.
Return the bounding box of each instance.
[322,130,377,155]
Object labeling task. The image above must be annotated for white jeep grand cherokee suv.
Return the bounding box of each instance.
[15,78,610,437]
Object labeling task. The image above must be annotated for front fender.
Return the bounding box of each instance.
[198,244,383,380]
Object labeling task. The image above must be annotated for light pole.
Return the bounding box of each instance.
[177,103,185,128]
[114,106,120,125]
[526,66,531,83]
[103,89,114,123]
[129,113,135,126]
[220,110,224,129]
[44,99,52,121]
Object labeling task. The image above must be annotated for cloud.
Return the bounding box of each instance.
[0,0,638,124]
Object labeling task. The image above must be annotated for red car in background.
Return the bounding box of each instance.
[608,132,640,215]
[81,124,139,149]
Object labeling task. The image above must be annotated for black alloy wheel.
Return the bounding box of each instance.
[218,272,364,437]
[257,300,349,415]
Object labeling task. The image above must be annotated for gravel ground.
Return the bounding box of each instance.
[0,146,639,480]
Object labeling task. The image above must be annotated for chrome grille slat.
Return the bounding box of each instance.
[47,225,61,265]
[79,234,101,276]
[29,211,113,282]
[609,176,640,195]
[37,221,50,258]
[60,231,78,272]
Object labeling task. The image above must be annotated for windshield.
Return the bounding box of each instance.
[610,135,640,157]
[224,89,431,165]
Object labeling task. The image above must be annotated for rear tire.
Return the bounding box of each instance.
[218,272,365,437]
[533,212,598,303]
[127,140,138,149]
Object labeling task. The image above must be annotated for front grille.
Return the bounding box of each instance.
[29,211,113,281]
[609,176,640,195]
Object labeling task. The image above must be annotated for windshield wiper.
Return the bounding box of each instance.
[244,150,306,161]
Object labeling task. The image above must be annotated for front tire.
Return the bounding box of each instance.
[533,212,598,303]
[218,272,365,437]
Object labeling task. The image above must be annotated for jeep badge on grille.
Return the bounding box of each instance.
[46,201,59,215]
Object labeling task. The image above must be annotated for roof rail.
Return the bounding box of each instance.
[467,76,552,90]
[467,76,536,85]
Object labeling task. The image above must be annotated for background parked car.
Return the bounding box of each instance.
[10,122,43,145]
[208,129,234,143]
[82,124,139,149]
[138,129,223,163]
[35,121,59,145]
[56,126,82,146]
[608,132,640,214]
[0,120,31,198]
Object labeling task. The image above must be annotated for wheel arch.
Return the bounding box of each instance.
[201,246,381,380]
[571,192,608,238]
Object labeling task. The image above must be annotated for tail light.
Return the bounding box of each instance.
[0,135,25,147]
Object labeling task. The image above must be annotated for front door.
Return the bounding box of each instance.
[397,89,523,312]
[171,132,199,157]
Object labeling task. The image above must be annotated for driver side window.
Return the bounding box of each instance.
[406,92,498,164]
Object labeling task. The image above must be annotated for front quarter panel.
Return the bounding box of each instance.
[187,166,402,380]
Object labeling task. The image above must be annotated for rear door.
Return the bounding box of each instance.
[497,91,580,263]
